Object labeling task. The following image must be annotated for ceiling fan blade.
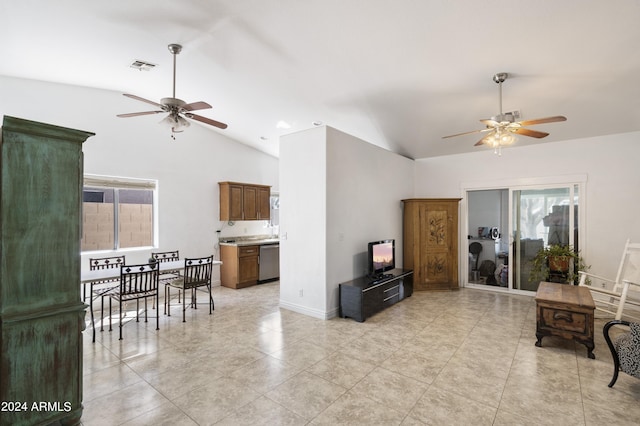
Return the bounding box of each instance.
[123,93,164,109]
[182,101,212,111]
[513,128,549,138]
[188,113,228,129]
[518,116,567,126]
[117,110,164,118]
[442,128,492,139]
[479,119,500,127]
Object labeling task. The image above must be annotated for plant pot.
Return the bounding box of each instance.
[549,255,570,272]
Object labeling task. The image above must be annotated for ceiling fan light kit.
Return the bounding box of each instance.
[443,72,567,155]
[117,43,228,139]
[482,128,516,156]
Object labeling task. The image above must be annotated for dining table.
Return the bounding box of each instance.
[82,259,222,341]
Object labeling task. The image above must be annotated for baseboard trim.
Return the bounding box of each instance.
[278,300,339,320]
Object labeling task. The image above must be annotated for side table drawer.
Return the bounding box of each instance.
[540,306,588,334]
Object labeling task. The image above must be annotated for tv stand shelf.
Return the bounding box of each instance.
[339,269,413,322]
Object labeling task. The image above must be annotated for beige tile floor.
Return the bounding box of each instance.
[82,283,640,425]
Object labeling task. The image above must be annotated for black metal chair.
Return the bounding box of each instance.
[165,256,214,322]
[151,250,181,282]
[469,242,483,281]
[107,263,160,340]
[88,255,126,342]
[151,250,180,263]
[603,320,640,387]
[86,255,126,300]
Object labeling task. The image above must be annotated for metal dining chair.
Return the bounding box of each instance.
[88,255,126,342]
[151,250,181,282]
[165,255,214,322]
[86,255,126,300]
[107,263,160,340]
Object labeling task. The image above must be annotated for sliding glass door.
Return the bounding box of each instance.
[466,181,582,293]
[511,185,580,292]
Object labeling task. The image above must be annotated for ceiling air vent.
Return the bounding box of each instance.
[130,60,157,71]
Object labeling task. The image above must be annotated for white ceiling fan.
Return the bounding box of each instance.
[117,43,228,138]
[443,72,566,154]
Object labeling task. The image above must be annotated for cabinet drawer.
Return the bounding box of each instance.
[540,307,588,334]
[239,245,259,257]
[382,282,400,307]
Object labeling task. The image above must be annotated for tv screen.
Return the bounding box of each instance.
[368,239,395,276]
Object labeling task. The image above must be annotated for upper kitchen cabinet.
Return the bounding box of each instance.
[219,181,271,221]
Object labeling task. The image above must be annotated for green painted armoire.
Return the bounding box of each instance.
[0,116,94,426]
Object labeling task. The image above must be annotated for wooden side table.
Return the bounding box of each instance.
[535,281,596,359]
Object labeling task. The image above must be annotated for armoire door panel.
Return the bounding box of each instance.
[403,198,460,291]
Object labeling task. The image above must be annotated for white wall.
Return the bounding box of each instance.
[279,125,414,319]
[0,76,279,282]
[325,127,414,316]
[415,133,640,283]
[279,126,328,318]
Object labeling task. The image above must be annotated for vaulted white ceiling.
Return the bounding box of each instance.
[1,1,639,159]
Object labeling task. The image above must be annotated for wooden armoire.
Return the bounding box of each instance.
[402,198,461,291]
[0,116,94,425]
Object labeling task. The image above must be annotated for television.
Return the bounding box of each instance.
[367,239,395,277]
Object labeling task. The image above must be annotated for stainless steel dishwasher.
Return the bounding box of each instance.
[258,243,279,282]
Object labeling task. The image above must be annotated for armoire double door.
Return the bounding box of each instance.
[403,198,460,291]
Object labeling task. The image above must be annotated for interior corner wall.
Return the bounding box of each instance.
[279,126,328,318]
[279,125,414,320]
[414,132,640,283]
[325,127,414,317]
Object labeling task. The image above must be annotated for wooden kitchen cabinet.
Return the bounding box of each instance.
[222,182,244,221]
[220,244,259,289]
[257,186,270,220]
[402,198,461,291]
[219,181,271,221]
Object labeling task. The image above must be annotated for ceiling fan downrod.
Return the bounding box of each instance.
[168,43,182,99]
[493,72,507,117]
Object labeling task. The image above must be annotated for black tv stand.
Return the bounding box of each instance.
[369,273,394,283]
[339,268,413,322]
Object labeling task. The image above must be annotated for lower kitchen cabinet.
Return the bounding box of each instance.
[220,245,259,289]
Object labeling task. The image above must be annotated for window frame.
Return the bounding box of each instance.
[81,174,158,253]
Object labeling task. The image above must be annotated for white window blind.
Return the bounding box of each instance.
[84,175,157,190]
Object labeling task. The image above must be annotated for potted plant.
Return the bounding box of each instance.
[529,244,589,285]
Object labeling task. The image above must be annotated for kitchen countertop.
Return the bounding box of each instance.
[219,235,279,246]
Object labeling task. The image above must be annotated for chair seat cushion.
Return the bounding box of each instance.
[615,322,640,379]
